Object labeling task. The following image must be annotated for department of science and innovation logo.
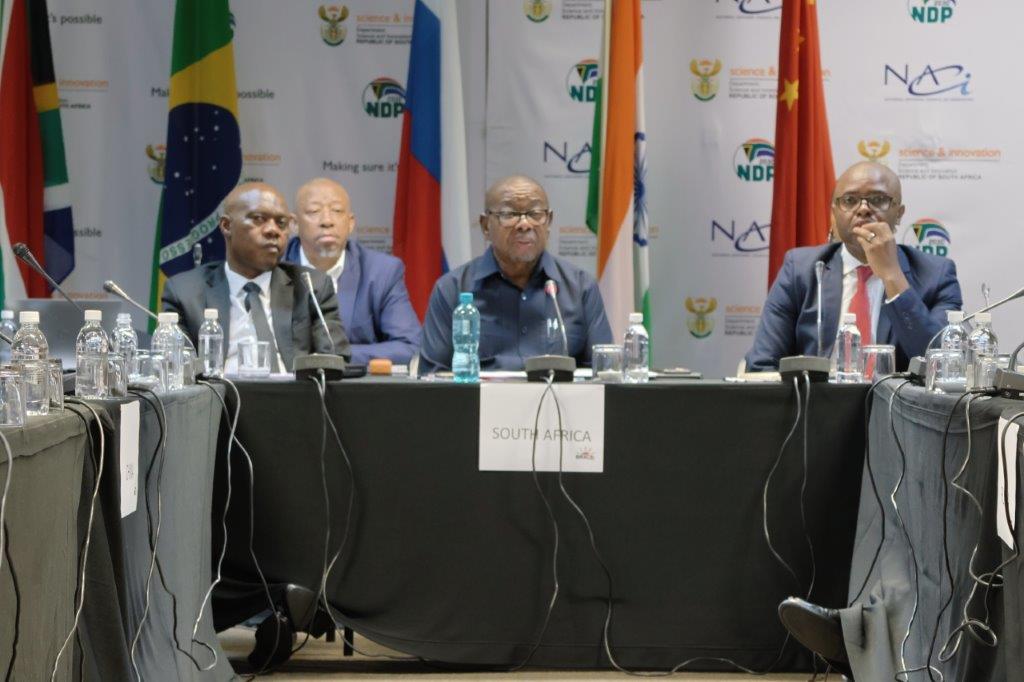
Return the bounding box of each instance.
[717,0,783,14]
[734,138,774,182]
[318,5,349,46]
[908,0,956,24]
[685,297,717,338]
[145,144,166,184]
[904,218,951,257]
[524,0,551,22]
[857,139,892,164]
[690,59,722,102]
[884,63,971,97]
[362,77,405,118]
[567,59,599,102]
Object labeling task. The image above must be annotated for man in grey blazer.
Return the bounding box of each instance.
[161,182,350,372]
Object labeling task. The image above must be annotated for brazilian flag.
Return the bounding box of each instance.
[149,0,242,314]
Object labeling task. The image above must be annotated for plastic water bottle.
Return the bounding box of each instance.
[75,309,111,398]
[623,312,650,384]
[833,312,862,383]
[939,310,967,351]
[966,312,998,389]
[0,310,17,364]
[11,311,49,415]
[111,313,138,374]
[198,308,224,377]
[451,292,480,383]
[152,311,184,390]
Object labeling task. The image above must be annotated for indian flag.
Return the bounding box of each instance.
[586,0,650,342]
[149,0,242,315]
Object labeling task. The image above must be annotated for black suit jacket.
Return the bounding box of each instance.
[160,261,351,370]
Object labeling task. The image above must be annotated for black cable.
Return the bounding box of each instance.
[763,376,805,591]
[3,519,20,682]
[800,372,817,600]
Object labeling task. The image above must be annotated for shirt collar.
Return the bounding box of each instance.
[299,243,346,282]
[472,247,559,285]
[840,244,870,277]
[224,262,273,299]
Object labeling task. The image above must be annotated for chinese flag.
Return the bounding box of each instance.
[767,0,835,287]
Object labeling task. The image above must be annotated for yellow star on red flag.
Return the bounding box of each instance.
[780,79,799,111]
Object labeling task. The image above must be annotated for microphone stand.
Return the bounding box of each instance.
[525,280,575,383]
[103,281,159,322]
[292,271,345,381]
[778,261,829,382]
[12,243,83,312]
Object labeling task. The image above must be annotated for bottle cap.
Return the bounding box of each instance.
[458,292,473,305]
[842,312,857,325]
[158,312,179,324]
[19,311,38,324]
[84,309,102,322]
[1,310,12,320]
[629,312,644,324]
[946,310,964,323]
[975,312,992,324]
[204,308,219,320]
[116,313,131,323]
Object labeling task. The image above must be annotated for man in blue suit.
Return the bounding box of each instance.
[285,178,421,366]
[746,161,962,372]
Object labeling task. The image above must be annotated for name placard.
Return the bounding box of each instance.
[479,383,605,473]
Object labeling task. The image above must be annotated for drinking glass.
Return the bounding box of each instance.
[926,348,967,394]
[973,353,1000,391]
[238,340,271,378]
[48,358,64,412]
[106,354,128,398]
[591,344,624,383]
[860,344,896,383]
[76,351,108,399]
[0,368,25,426]
[181,346,196,386]
[131,350,167,392]
[17,359,49,416]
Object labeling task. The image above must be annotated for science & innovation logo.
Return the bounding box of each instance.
[145,144,166,184]
[567,59,599,102]
[904,218,951,257]
[362,78,405,118]
[690,59,722,102]
[884,63,971,97]
[524,0,552,22]
[908,0,955,24]
[318,5,349,46]
[734,138,774,182]
[685,297,717,339]
[717,0,782,15]
[857,139,891,164]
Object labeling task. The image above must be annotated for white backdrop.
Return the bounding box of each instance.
[46,0,1021,377]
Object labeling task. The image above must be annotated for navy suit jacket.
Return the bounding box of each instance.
[284,237,421,365]
[745,243,963,371]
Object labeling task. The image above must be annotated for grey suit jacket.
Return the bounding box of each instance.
[160,261,351,369]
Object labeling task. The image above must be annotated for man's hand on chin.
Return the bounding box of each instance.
[852,222,909,299]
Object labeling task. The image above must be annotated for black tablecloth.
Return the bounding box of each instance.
[0,411,88,680]
[216,378,868,671]
[842,380,1021,680]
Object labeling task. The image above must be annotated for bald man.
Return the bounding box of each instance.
[419,175,612,373]
[284,178,420,366]
[162,182,351,373]
[745,161,962,371]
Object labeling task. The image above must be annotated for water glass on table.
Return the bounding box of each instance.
[48,358,65,412]
[860,344,896,383]
[238,340,271,378]
[592,344,624,383]
[0,367,25,426]
[17,359,49,416]
[926,348,967,394]
[131,350,167,392]
[107,354,128,398]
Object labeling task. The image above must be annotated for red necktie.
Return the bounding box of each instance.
[849,265,873,345]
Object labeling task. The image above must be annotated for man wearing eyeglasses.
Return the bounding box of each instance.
[418,175,612,373]
[162,181,351,373]
[745,161,962,372]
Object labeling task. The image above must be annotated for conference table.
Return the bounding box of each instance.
[0,385,232,682]
[216,377,869,672]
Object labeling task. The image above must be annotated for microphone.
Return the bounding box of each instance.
[192,242,203,269]
[12,243,83,311]
[0,331,11,345]
[814,261,825,358]
[545,279,569,357]
[103,280,159,321]
[292,270,345,381]
[778,260,830,382]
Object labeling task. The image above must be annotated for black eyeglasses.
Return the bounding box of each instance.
[486,209,551,227]
[834,193,895,212]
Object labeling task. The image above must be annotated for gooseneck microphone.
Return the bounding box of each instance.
[814,261,825,358]
[778,261,830,382]
[544,279,569,357]
[301,271,336,354]
[192,242,203,269]
[12,243,83,311]
[292,270,345,380]
[103,280,159,321]
[0,331,11,345]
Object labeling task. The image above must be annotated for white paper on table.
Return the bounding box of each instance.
[119,400,140,518]
[479,383,604,473]
[997,416,1022,549]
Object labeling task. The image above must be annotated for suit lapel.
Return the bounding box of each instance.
[877,246,915,345]
[270,266,295,369]
[338,243,359,331]
[820,247,844,356]
[205,264,232,354]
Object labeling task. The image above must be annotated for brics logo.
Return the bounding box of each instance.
[908,0,955,24]
[690,59,722,102]
[362,78,406,118]
[567,59,600,102]
[905,219,951,257]
[734,138,774,182]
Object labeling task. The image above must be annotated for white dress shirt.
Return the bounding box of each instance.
[299,246,345,293]
[839,245,903,342]
[223,264,286,373]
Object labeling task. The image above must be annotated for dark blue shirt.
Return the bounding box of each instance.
[419,247,612,373]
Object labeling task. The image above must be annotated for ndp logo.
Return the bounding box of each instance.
[362,77,405,118]
[884,63,971,97]
[567,59,599,103]
[734,139,774,182]
[903,218,951,257]
[908,0,955,24]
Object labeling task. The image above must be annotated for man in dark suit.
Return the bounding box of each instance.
[162,182,350,373]
[746,161,962,372]
[284,177,420,366]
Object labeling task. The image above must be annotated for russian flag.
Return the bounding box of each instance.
[392,0,471,321]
